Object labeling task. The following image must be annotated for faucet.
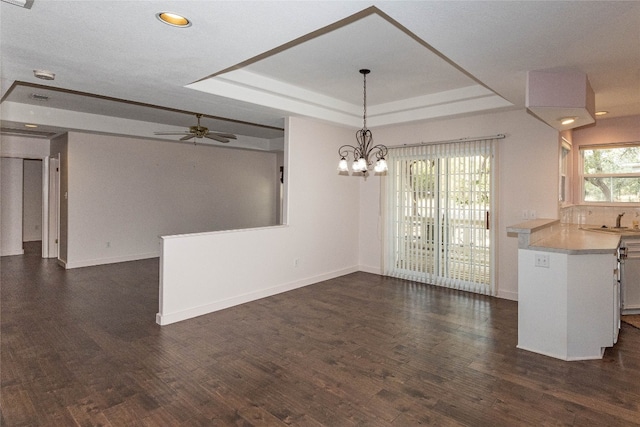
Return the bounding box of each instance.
[616,212,625,228]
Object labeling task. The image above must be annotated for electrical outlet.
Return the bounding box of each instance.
[535,253,550,268]
[530,210,537,219]
[294,258,300,267]
[522,210,529,220]
[106,241,111,248]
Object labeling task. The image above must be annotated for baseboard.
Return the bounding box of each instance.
[516,345,568,361]
[516,344,604,361]
[64,251,160,269]
[497,289,518,301]
[0,248,24,256]
[156,266,358,326]
[358,264,383,275]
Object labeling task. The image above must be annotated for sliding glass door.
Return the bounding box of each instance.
[385,138,496,295]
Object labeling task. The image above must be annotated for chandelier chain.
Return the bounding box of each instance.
[363,71,367,130]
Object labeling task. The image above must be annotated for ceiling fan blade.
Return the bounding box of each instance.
[155,114,236,143]
[204,134,230,143]
[210,132,237,140]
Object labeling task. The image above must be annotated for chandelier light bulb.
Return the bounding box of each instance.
[352,158,366,172]
[357,158,368,172]
[375,158,388,173]
[338,158,349,172]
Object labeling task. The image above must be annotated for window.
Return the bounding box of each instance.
[558,136,572,206]
[559,138,571,204]
[580,144,640,203]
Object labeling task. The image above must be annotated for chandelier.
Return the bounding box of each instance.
[338,69,388,176]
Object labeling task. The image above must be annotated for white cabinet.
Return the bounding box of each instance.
[517,249,619,361]
[621,238,640,314]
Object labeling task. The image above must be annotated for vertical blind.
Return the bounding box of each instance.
[384,137,498,296]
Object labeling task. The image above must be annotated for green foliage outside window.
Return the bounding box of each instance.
[582,146,640,203]
[408,157,490,206]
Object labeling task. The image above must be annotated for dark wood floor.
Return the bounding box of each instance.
[2,243,640,426]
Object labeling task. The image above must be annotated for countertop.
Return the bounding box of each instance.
[507,219,623,255]
[531,226,621,254]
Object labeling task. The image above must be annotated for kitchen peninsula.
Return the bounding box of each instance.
[507,219,621,361]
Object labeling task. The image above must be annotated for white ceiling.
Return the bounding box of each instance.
[1,1,639,143]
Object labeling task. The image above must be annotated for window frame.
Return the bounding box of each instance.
[559,137,571,206]
[578,142,640,206]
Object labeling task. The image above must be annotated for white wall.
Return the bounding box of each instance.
[51,131,280,268]
[23,159,43,242]
[1,158,24,255]
[0,135,50,159]
[358,109,559,300]
[358,174,385,274]
[158,117,361,324]
[573,115,640,147]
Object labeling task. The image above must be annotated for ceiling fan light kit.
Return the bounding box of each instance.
[33,69,55,80]
[154,114,237,144]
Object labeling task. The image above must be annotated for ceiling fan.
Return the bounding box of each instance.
[154,114,237,143]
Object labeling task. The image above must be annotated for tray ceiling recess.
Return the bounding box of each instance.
[187,7,513,128]
[1,81,286,143]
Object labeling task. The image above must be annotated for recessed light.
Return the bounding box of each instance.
[156,12,191,28]
[24,124,38,128]
[595,111,608,116]
[560,117,576,126]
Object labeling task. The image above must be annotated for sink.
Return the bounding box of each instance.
[585,227,622,233]
[585,227,640,234]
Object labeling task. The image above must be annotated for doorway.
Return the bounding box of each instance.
[0,156,57,259]
[23,159,43,245]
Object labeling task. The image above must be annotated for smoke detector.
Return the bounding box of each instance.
[33,69,55,80]
[29,93,49,101]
